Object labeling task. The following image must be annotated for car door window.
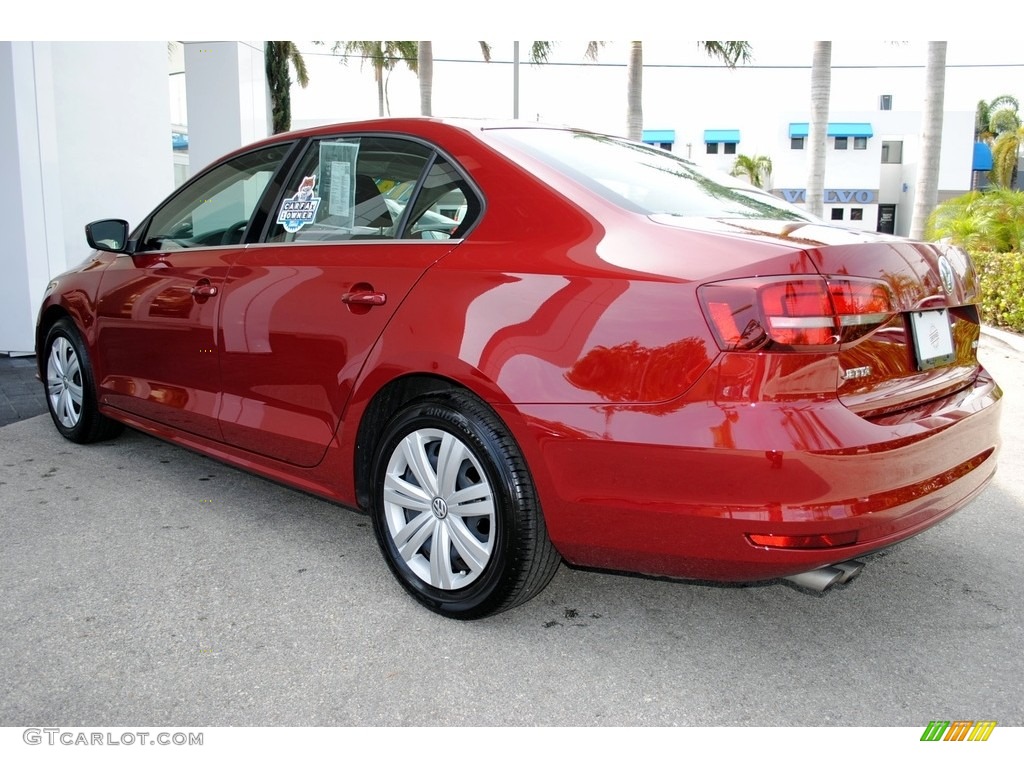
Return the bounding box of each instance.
[266,136,480,243]
[139,145,289,251]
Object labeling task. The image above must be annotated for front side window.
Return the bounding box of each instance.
[140,145,290,251]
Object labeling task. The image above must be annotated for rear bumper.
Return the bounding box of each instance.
[504,365,1001,582]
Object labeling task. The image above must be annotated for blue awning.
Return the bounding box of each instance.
[973,141,993,171]
[642,129,676,144]
[704,129,740,143]
[789,122,874,138]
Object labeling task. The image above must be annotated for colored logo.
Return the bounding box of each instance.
[277,175,320,233]
[920,720,997,742]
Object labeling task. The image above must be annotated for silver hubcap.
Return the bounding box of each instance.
[46,336,84,429]
[383,428,495,590]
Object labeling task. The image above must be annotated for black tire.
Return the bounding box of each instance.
[370,391,560,619]
[42,318,123,443]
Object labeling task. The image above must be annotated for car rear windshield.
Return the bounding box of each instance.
[489,127,811,222]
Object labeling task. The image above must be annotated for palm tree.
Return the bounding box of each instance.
[976,94,1020,143]
[626,42,751,142]
[333,41,418,117]
[992,125,1024,188]
[419,42,493,117]
[805,42,831,219]
[265,42,310,134]
[731,154,773,189]
[909,42,947,241]
[626,42,643,140]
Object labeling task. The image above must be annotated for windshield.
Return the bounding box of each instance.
[489,127,812,222]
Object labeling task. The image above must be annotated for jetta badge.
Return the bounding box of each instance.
[938,256,955,295]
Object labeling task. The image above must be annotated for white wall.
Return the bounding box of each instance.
[0,42,172,354]
[184,41,269,176]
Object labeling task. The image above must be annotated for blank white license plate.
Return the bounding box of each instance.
[910,309,955,369]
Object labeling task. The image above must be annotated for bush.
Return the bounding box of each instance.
[971,250,1024,332]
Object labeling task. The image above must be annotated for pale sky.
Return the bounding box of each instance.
[285,40,1023,140]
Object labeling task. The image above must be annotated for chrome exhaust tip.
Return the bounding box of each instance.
[783,566,844,592]
[783,559,866,592]
[832,559,865,583]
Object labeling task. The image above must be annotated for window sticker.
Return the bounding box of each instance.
[277,175,321,232]
[319,142,360,228]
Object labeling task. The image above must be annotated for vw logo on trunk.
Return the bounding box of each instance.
[938,256,956,295]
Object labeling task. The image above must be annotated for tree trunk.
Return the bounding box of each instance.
[376,62,385,117]
[806,42,831,219]
[418,41,433,116]
[910,42,947,240]
[626,42,643,141]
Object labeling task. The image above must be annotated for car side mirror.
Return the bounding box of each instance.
[85,219,131,253]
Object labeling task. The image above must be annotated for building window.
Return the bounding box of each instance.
[881,140,903,164]
[791,137,805,150]
[835,137,849,150]
[854,137,868,150]
[658,142,673,151]
[723,142,737,155]
[831,208,844,220]
[880,94,893,110]
[851,208,864,221]
[706,142,719,154]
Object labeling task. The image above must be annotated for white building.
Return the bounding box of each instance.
[644,105,981,237]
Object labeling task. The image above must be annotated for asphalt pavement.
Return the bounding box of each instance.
[1,333,1023,730]
[0,355,46,429]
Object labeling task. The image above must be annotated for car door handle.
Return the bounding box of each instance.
[342,291,387,306]
[191,283,218,298]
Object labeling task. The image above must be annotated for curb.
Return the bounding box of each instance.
[980,325,1024,354]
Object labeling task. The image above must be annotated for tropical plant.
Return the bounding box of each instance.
[927,188,1024,253]
[928,188,1024,331]
[265,42,310,134]
[331,41,418,117]
[805,41,831,218]
[730,154,773,188]
[909,42,947,241]
[626,42,750,142]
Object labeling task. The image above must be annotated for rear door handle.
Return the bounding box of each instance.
[341,291,387,306]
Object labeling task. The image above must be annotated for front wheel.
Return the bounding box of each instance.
[370,392,560,619]
[43,318,123,443]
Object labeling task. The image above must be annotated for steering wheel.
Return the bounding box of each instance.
[220,221,249,245]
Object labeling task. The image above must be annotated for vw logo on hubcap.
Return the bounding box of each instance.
[431,497,448,519]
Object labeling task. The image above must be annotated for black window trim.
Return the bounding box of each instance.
[253,131,486,245]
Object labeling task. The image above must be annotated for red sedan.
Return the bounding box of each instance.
[36,118,1001,618]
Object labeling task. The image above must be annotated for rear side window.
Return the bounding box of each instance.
[266,136,481,243]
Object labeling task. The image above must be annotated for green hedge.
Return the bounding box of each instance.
[971,250,1024,332]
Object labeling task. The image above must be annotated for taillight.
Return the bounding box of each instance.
[698,276,894,351]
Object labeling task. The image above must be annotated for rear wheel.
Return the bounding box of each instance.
[43,318,123,443]
[370,391,560,619]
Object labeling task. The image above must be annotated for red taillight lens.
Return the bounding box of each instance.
[699,277,894,351]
